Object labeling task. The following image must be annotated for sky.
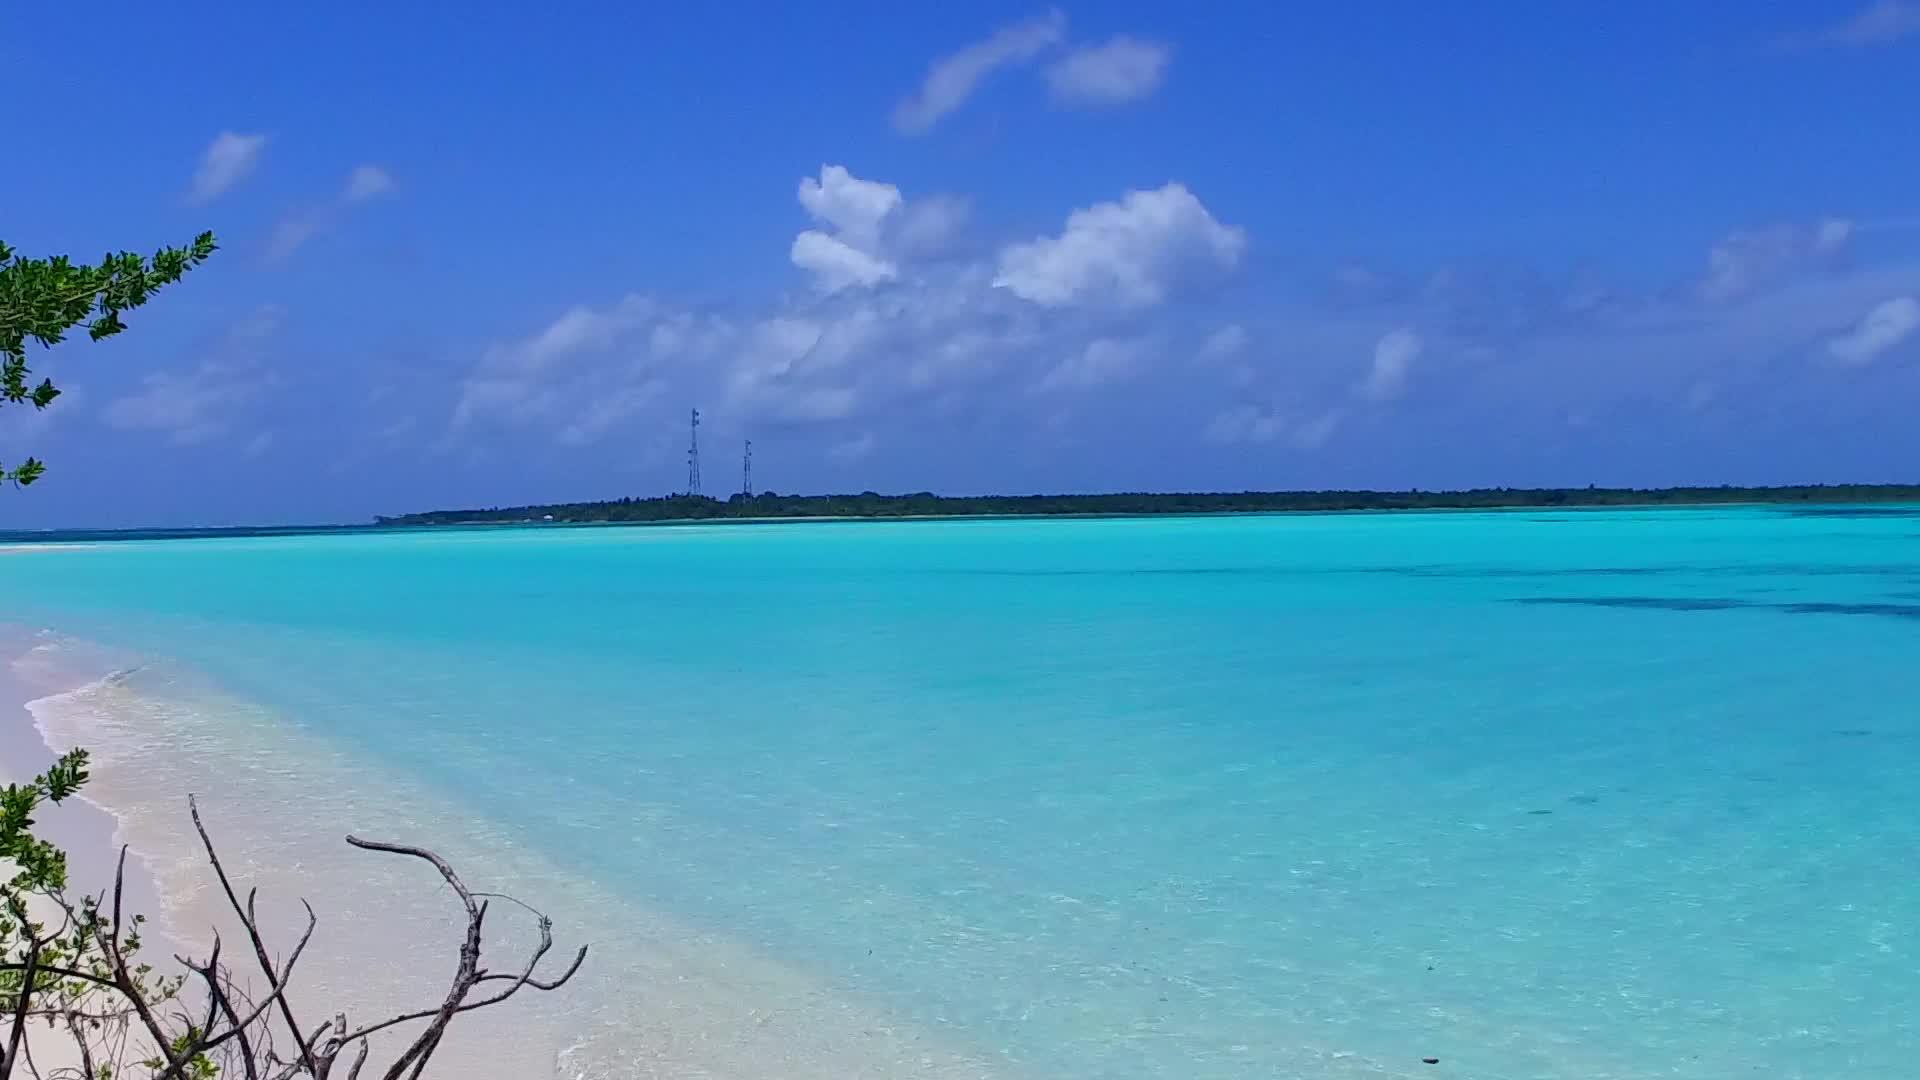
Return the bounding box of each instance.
[4,2,1920,528]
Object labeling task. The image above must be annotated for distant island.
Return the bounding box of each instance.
[376,484,1920,527]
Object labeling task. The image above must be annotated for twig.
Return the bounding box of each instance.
[339,836,485,1080]
[1,935,43,1080]
[0,963,119,994]
[189,943,260,1080]
[190,794,318,1075]
[63,1015,95,1080]
[332,841,480,1076]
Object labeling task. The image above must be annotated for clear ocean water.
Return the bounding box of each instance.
[5,507,1920,1078]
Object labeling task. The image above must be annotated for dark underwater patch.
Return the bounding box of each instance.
[1514,595,1920,623]
[1517,596,1751,611]
[1775,506,1920,519]
[1780,601,1920,621]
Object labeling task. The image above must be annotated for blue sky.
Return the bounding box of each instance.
[5,2,1920,527]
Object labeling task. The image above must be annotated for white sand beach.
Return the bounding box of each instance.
[0,624,1012,1080]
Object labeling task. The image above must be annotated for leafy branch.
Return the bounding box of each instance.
[0,232,218,486]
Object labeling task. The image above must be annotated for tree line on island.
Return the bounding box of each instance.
[376,483,1920,527]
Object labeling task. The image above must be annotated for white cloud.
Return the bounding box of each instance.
[798,166,902,248]
[454,294,732,441]
[790,165,916,293]
[994,182,1246,307]
[342,164,395,202]
[725,310,882,421]
[1037,337,1147,391]
[486,295,662,377]
[1816,1,1920,46]
[787,166,972,294]
[1826,296,1920,364]
[188,132,267,204]
[1700,219,1853,302]
[791,232,898,292]
[267,164,400,263]
[102,306,279,445]
[557,383,667,446]
[1360,329,1422,400]
[242,432,275,458]
[1204,405,1343,449]
[1046,36,1170,106]
[103,371,233,443]
[892,10,1067,133]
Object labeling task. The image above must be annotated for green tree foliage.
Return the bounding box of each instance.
[0,232,218,486]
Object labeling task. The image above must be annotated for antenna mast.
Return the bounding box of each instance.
[742,439,753,497]
[686,408,701,497]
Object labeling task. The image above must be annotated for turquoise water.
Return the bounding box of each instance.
[6,508,1920,1077]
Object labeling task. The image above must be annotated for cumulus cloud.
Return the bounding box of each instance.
[799,166,902,246]
[893,10,1067,133]
[994,182,1246,307]
[1360,329,1422,400]
[188,132,267,204]
[791,232,898,292]
[790,165,918,293]
[787,166,976,293]
[1827,296,1920,364]
[791,164,940,292]
[342,164,395,202]
[1700,219,1852,302]
[1046,36,1170,106]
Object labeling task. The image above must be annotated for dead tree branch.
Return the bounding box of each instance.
[4,797,586,1080]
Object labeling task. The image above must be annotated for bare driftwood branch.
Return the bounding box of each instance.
[6,801,586,1080]
[190,794,318,1075]
[339,835,489,1080]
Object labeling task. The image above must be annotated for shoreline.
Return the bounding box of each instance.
[0,627,175,1077]
[0,622,1016,1080]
